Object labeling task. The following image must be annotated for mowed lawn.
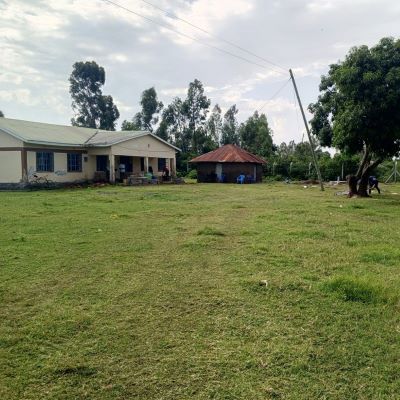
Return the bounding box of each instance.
[1,183,399,400]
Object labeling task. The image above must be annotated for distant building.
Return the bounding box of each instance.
[190,144,266,183]
[0,118,179,188]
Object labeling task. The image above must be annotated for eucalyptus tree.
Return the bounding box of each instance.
[69,61,119,130]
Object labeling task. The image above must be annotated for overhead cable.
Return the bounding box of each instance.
[136,0,287,73]
[100,0,287,75]
[257,78,291,113]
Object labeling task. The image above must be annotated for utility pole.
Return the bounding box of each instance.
[385,159,400,183]
[289,69,324,191]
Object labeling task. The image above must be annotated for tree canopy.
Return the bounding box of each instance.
[206,105,223,145]
[310,37,400,157]
[240,111,274,159]
[309,37,400,195]
[0,110,4,118]
[126,87,163,133]
[121,120,140,131]
[69,61,119,130]
[221,105,240,145]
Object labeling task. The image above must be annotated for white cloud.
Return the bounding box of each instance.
[1,0,400,144]
[0,89,36,106]
[109,53,129,63]
[160,87,187,97]
[164,0,255,45]
[114,99,134,113]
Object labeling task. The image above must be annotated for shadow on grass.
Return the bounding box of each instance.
[197,227,226,237]
[54,366,97,377]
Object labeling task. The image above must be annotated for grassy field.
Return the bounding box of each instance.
[0,182,399,399]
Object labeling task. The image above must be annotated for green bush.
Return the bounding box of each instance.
[187,169,198,179]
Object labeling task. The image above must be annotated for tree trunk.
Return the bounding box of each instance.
[357,173,370,197]
[356,147,371,179]
[348,148,382,197]
[347,175,358,197]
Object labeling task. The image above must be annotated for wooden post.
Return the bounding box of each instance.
[289,69,324,191]
[109,154,115,184]
[170,157,177,177]
[21,149,28,183]
[144,157,149,173]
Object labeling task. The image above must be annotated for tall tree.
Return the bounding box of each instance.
[98,95,120,131]
[0,110,4,117]
[157,97,186,147]
[309,37,400,196]
[121,119,140,131]
[69,61,119,130]
[134,87,163,132]
[207,104,223,145]
[182,79,211,154]
[240,111,273,158]
[221,105,240,145]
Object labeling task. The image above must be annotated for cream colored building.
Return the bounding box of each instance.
[0,118,179,187]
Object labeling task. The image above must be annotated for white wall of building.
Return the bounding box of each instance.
[26,151,91,183]
[0,131,177,184]
[0,130,23,183]
[0,151,22,183]
[0,130,22,147]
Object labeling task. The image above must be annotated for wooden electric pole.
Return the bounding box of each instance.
[289,69,324,191]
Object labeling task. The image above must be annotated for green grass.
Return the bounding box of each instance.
[0,183,399,399]
[323,276,395,304]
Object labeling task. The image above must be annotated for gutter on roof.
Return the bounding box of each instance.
[24,140,86,147]
[0,126,27,142]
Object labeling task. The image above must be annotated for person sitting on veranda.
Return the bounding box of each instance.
[148,166,155,179]
[368,176,381,194]
[162,165,170,181]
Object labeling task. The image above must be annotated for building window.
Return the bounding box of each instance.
[36,152,54,172]
[158,158,166,172]
[140,157,145,172]
[67,153,82,172]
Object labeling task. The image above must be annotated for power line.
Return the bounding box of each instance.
[292,84,303,142]
[99,0,287,75]
[136,0,287,73]
[257,78,291,113]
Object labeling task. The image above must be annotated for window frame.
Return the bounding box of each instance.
[67,153,83,173]
[36,152,54,172]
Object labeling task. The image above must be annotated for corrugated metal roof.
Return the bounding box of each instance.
[190,144,266,164]
[0,118,180,150]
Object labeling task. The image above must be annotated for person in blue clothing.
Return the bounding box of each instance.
[368,176,381,194]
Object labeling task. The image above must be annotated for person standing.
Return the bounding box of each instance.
[368,176,381,194]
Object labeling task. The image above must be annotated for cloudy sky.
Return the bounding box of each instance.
[1,0,400,145]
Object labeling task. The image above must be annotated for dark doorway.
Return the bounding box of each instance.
[96,155,108,172]
[140,157,145,172]
[119,156,133,173]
